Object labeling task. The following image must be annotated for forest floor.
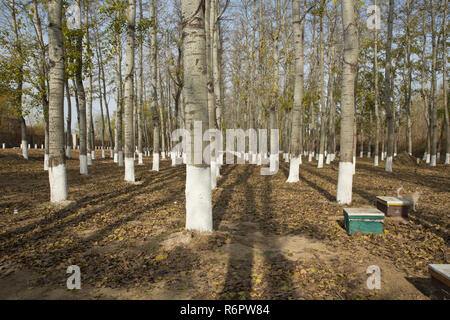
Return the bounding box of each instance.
[0,148,448,300]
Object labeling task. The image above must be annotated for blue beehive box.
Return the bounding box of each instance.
[344,208,385,235]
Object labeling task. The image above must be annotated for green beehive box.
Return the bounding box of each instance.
[344,208,385,235]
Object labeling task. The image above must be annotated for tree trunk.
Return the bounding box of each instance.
[75,0,88,174]
[85,2,94,165]
[405,0,412,156]
[336,0,358,204]
[373,1,380,166]
[48,0,68,202]
[137,0,144,165]
[317,0,326,168]
[65,78,72,158]
[286,0,305,182]
[114,8,124,167]
[430,1,438,166]
[124,0,136,182]
[150,0,160,171]
[444,0,449,164]
[182,0,212,232]
[384,0,394,172]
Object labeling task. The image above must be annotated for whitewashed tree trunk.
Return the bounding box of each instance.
[384,0,394,172]
[48,0,68,202]
[317,1,326,169]
[150,0,160,171]
[75,0,88,175]
[124,0,136,183]
[429,1,437,167]
[336,0,358,204]
[182,0,212,232]
[287,0,305,183]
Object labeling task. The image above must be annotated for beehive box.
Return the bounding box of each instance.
[428,264,450,287]
[343,208,385,235]
[376,196,410,218]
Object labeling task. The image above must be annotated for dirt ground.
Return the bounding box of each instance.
[0,148,448,300]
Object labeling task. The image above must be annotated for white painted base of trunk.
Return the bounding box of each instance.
[138,153,143,165]
[125,157,135,182]
[308,153,313,162]
[317,154,324,168]
[44,153,49,171]
[87,153,92,165]
[114,152,118,163]
[182,153,187,164]
[336,162,354,204]
[430,155,436,167]
[437,152,440,161]
[367,152,371,158]
[101,149,105,159]
[286,157,301,183]
[244,153,249,162]
[66,146,71,158]
[374,155,379,167]
[381,153,384,161]
[171,152,176,166]
[385,156,393,172]
[162,152,166,159]
[80,155,88,175]
[185,165,212,232]
[315,154,319,161]
[152,153,159,171]
[326,154,331,165]
[251,153,257,164]
[426,153,430,164]
[270,154,278,173]
[118,151,124,167]
[49,163,68,203]
[22,140,28,160]
[2,143,5,149]
[445,153,450,164]
[91,151,95,160]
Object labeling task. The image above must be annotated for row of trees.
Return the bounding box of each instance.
[0,0,448,230]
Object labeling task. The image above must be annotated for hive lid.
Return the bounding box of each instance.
[376,196,411,205]
[429,264,450,280]
[344,208,385,217]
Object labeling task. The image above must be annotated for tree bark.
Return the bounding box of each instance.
[444,0,449,164]
[182,0,212,232]
[48,0,68,202]
[336,0,358,204]
[286,0,306,182]
[75,0,88,174]
[384,0,394,172]
[124,0,136,182]
[430,0,438,166]
[150,0,160,171]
